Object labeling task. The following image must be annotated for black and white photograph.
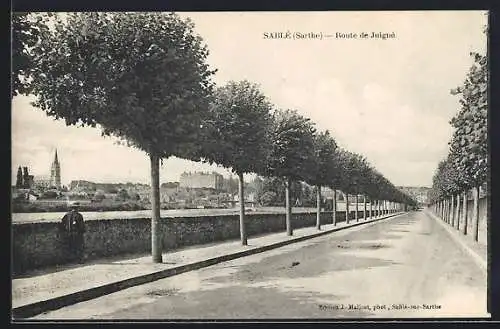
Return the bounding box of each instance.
[11,10,490,320]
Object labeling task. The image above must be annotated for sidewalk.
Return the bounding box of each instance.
[424,209,487,273]
[12,211,404,319]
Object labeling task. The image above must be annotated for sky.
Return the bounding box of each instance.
[11,11,487,187]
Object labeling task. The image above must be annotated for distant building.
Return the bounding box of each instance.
[50,149,61,189]
[23,167,34,188]
[34,175,51,189]
[161,182,180,189]
[179,171,224,190]
[27,192,38,201]
[18,149,62,191]
[70,180,97,191]
[397,186,430,205]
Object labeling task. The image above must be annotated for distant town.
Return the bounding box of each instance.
[12,150,430,213]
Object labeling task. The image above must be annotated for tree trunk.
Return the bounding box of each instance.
[363,195,367,220]
[455,193,461,231]
[355,194,359,222]
[345,193,350,224]
[332,189,337,225]
[445,198,449,223]
[285,177,293,236]
[316,185,321,230]
[451,194,455,227]
[369,199,373,219]
[462,190,468,235]
[238,172,247,245]
[446,198,450,223]
[450,197,453,224]
[150,154,162,263]
[378,200,381,217]
[473,185,480,242]
[448,198,451,223]
[445,199,448,221]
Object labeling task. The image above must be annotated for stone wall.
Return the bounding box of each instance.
[454,196,488,246]
[12,209,375,275]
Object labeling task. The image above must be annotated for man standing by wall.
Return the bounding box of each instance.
[60,202,85,263]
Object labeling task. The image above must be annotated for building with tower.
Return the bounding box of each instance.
[179,171,224,190]
[14,149,63,192]
[49,149,61,189]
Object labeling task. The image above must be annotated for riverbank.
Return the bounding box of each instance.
[12,204,359,223]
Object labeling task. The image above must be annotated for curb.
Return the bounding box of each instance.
[424,210,487,274]
[12,211,406,319]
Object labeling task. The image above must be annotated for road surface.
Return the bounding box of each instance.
[32,211,488,319]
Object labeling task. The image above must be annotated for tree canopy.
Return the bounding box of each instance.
[429,51,488,203]
[199,80,273,175]
[11,12,51,97]
[307,130,338,187]
[27,12,215,158]
[13,12,418,235]
[265,109,316,182]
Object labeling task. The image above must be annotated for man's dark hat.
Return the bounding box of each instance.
[69,202,80,209]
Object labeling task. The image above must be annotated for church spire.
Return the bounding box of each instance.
[50,148,61,189]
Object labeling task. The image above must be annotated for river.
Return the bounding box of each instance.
[11,202,361,224]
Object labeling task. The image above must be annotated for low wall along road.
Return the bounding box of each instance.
[12,209,388,275]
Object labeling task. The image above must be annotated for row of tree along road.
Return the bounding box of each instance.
[12,12,416,263]
[428,44,488,243]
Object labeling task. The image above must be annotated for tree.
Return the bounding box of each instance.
[349,156,373,220]
[301,182,316,207]
[11,12,52,97]
[347,153,370,222]
[198,80,273,245]
[449,52,488,190]
[428,47,488,241]
[92,192,106,202]
[116,188,130,201]
[260,191,277,206]
[228,176,239,195]
[325,147,344,225]
[306,130,337,230]
[22,167,30,188]
[449,52,488,241]
[265,109,316,236]
[336,149,357,224]
[26,12,215,263]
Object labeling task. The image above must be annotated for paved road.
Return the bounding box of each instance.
[32,211,488,320]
